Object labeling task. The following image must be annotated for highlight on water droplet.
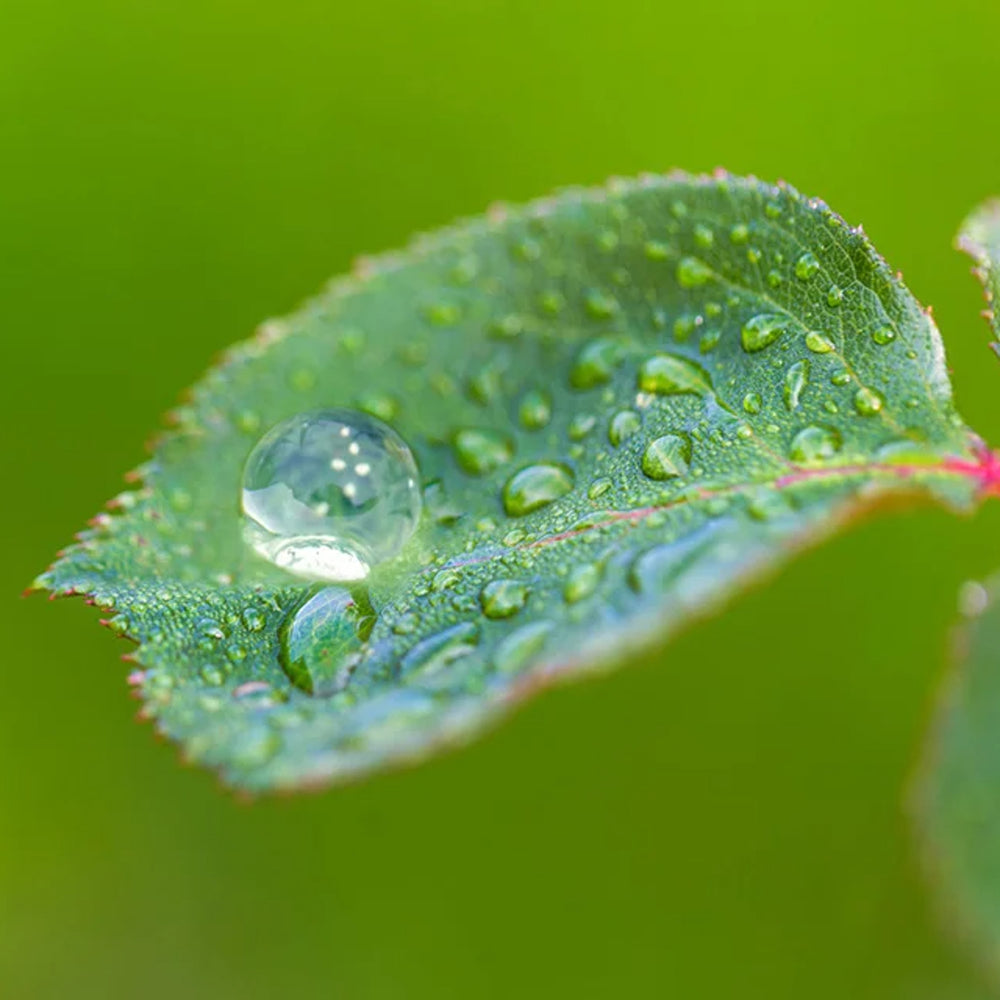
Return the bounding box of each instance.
[789,425,841,463]
[502,463,574,516]
[241,408,422,582]
[637,353,709,395]
[641,434,691,480]
[741,313,787,353]
[279,586,375,696]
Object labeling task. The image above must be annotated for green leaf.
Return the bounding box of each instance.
[37,173,991,792]
[912,201,1000,979]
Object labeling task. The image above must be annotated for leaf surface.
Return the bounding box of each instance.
[38,173,990,791]
[914,200,1000,979]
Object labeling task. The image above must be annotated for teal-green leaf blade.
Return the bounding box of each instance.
[911,197,1000,982]
[36,173,991,792]
[915,578,1000,984]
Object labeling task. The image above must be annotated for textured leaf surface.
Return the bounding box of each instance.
[38,173,990,791]
[914,201,1000,980]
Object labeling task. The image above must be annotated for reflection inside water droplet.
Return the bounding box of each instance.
[241,408,422,582]
[278,586,375,696]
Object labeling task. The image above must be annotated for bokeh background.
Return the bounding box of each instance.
[5,0,1000,996]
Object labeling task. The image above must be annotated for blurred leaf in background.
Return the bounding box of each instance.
[5,0,1000,997]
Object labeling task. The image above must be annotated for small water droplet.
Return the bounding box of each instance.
[854,386,884,416]
[644,240,670,260]
[642,434,691,480]
[699,328,721,353]
[569,414,597,441]
[783,360,809,411]
[519,389,552,430]
[805,331,835,353]
[241,608,266,632]
[826,285,843,307]
[570,338,623,388]
[741,314,787,353]
[278,587,374,696]
[831,372,852,387]
[872,326,896,346]
[588,477,612,499]
[729,223,750,244]
[789,425,841,463]
[503,464,574,516]
[742,392,762,414]
[241,409,422,583]
[585,289,618,319]
[794,252,820,280]
[676,256,713,287]
[564,563,602,603]
[609,409,641,446]
[693,224,714,248]
[355,392,400,423]
[401,622,480,678]
[480,579,529,619]
[453,428,514,476]
[637,353,709,395]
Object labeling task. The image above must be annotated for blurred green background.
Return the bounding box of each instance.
[5,0,1000,996]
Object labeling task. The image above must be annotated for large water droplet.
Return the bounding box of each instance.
[480,579,529,619]
[453,428,514,476]
[242,408,422,582]
[741,314,787,353]
[642,434,691,479]
[789,425,841,463]
[637,354,709,395]
[502,464,574,516]
[278,587,375,696]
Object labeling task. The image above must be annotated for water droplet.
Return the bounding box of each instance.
[569,414,597,440]
[355,392,400,423]
[729,223,749,244]
[642,434,691,479]
[453,428,514,476]
[805,331,835,354]
[401,622,480,678]
[742,392,762,414]
[741,314,787,353]
[570,338,623,388]
[241,607,266,632]
[241,409,422,582]
[480,579,529,619]
[826,285,843,307]
[278,587,374,696]
[872,325,896,346]
[609,409,641,446]
[503,464,574,516]
[585,289,618,319]
[693,224,714,248]
[673,314,698,341]
[519,389,552,430]
[831,372,852,387]
[424,301,461,327]
[588,477,611,499]
[789,425,841,463]
[699,328,721,353]
[676,256,713,287]
[564,563,602,603]
[795,252,820,280]
[854,386,884,416]
[766,268,783,288]
[637,353,709,395]
[492,622,553,674]
[783,360,809,411]
[644,240,669,260]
